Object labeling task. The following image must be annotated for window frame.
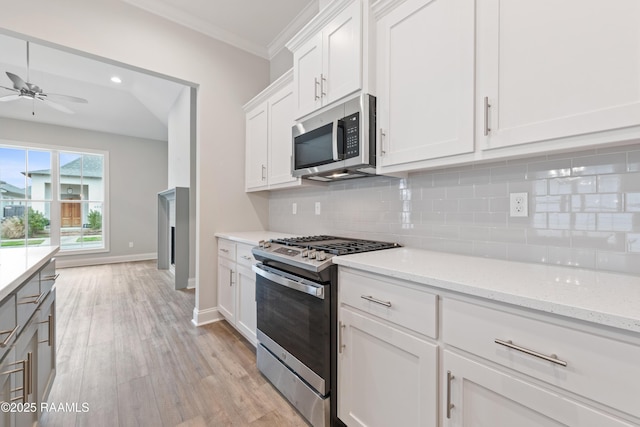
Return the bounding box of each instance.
[0,140,109,256]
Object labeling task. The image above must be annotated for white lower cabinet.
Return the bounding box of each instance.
[442,350,633,427]
[216,238,258,345]
[337,267,640,427]
[338,307,437,427]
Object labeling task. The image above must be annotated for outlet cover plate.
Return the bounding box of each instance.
[510,192,528,217]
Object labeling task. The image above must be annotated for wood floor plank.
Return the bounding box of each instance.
[40,261,308,427]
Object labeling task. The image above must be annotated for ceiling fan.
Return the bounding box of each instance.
[0,41,88,115]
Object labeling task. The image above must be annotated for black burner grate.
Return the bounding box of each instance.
[270,236,400,255]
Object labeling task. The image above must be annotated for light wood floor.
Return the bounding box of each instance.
[40,261,308,427]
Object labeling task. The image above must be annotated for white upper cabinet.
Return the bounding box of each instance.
[245,101,269,191]
[244,69,301,192]
[289,0,363,119]
[478,0,640,151]
[375,0,475,172]
[268,84,298,188]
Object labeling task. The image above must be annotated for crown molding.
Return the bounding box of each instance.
[267,1,319,59]
[122,0,270,59]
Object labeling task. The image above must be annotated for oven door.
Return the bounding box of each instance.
[254,263,331,396]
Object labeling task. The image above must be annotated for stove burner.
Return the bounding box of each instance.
[269,235,400,256]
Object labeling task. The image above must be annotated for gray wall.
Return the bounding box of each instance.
[0,117,167,264]
[270,142,640,276]
[270,48,293,83]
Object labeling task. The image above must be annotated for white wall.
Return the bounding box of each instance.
[0,117,167,263]
[167,86,191,189]
[270,48,294,83]
[0,0,271,325]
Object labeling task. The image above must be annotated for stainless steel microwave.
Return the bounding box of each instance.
[292,94,376,181]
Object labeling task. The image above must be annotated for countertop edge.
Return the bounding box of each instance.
[333,249,640,335]
[0,246,59,302]
[215,231,296,247]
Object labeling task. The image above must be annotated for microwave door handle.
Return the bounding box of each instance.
[332,119,341,161]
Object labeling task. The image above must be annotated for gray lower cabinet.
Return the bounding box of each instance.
[0,257,57,427]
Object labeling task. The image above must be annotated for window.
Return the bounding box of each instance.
[0,144,107,253]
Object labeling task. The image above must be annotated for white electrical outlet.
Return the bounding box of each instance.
[129,242,134,248]
[292,203,297,215]
[510,192,528,217]
[315,202,321,215]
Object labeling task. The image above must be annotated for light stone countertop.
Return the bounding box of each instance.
[0,246,60,302]
[215,231,296,247]
[332,247,640,334]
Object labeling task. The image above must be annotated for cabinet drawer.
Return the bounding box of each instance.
[16,273,42,329]
[40,258,57,295]
[0,295,17,359]
[442,297,640,419]
[218,239,236,261]
[339,269,437,338]
[236,244,255,269]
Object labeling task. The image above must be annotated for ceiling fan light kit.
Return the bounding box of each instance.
[0,41,88,115]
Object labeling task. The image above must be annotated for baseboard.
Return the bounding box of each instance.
[56,253,157,268]
[187,277,196,289]
[192,307,223,327]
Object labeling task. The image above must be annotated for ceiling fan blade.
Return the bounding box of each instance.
[36,97,75,114]
[0,85,19,93]
[6,72,28,91]
[42,92,88,104]
[0,94,21,102]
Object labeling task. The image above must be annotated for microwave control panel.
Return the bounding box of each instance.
[344,112,360,159]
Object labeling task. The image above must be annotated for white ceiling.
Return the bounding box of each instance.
[0,1,318,141]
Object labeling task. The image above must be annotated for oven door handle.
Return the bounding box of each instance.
[252,263,325,299]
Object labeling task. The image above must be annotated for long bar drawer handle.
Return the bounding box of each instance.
[41,273,60,282]
[495,339,567,367]
[241,255,253,261]
[360,295,392,307]
[219,248,229,253]
[18,292,46,305]
[0,324,19,348]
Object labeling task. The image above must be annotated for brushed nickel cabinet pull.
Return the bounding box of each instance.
[241,255,253,261]
[483,96,491,136]
[219,248,229,253]
[18,292,45,305]
[261,164,266,181]
[314,77,320,100]
[26,352,32,396]
[4,357,28,403]
[495,339,568,367]
[229,270,234,286]
[379,129,387,155]
[0,324,19,348]
[338,321,345,354]
[41,273,60,282]
[361,295,392,307]
[446,370,455,419]
[321,74,327,97]
[38,314,53,346]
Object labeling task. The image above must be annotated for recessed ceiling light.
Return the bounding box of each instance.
[110,76,122,84]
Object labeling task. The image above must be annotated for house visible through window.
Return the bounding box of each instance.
[0,144,107,253]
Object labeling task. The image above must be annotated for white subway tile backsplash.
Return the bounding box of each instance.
[268,145,640,275]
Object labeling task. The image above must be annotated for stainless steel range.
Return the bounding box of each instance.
[252,236,400,427]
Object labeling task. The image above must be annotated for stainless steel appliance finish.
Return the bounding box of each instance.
[292,94,376,181]
[253,235,400,427]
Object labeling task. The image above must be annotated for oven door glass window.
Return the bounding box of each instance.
[256,273,330,382]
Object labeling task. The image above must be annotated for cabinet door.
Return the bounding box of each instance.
[268,84,298,188]
[0,348,16,427]
[443,350,634,427]
[293,33,323,119]
[323,0,362,106]
[376,0,474,168]
[338,307,437,427]
[14,321,38,427]
[478,0,640,150]
[245,101,269,191]
[217,257,236,324]
[235,264,257,345]
[37,290,55,404]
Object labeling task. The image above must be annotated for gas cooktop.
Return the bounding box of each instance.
[252,235,401,273]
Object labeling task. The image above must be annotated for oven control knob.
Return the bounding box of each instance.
[308,249,316,259]
[316,251,326,261]
[263,241,271,248]
[301,249,308,258]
